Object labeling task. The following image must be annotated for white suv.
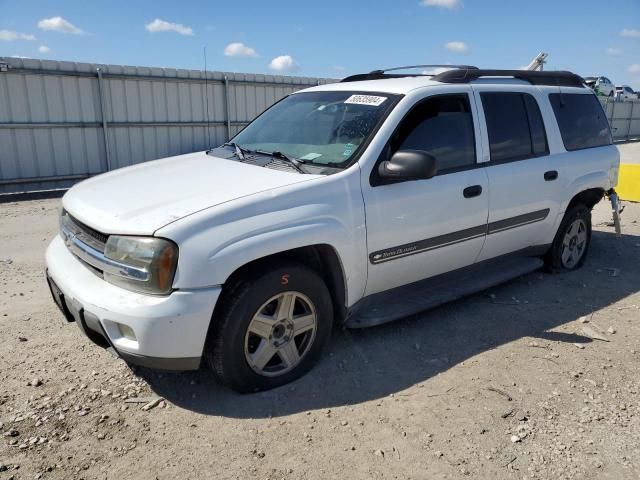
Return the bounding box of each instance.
[46,66,620,392]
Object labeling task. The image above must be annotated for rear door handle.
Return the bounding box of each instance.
[544,170,558,181]
[463,185,482,198]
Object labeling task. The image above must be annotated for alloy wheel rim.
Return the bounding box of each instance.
[561,218,587,268]
[244,291,317,377]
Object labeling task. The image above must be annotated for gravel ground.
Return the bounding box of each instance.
[0,197,639,480]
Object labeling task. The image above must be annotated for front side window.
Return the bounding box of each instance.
[481,92,549,163]
[549,93,612,151]
[231,91,399,167]
[388,94,476,173]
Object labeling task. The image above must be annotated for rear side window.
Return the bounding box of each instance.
[549,93,612,151]
[481,92,549,163]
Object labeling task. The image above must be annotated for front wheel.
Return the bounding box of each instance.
[546,205,592,271]
[205,261,333,393]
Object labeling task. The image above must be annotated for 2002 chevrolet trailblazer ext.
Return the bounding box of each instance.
[46,67,620,392]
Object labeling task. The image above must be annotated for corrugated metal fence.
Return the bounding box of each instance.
[1,57,639,195]
[599,98,640,143]
[0,57,334,194]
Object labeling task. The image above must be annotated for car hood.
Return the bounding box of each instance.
[62,151,320,235]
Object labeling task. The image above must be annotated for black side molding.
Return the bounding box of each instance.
[369,209,550,265]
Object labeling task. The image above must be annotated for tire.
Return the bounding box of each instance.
[205,261,333,393]
[546,205,592,272]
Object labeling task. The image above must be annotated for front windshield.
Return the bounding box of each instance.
[232,91,399,167]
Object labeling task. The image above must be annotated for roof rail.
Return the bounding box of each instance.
[432,69,585,87]
[340,64,478,83]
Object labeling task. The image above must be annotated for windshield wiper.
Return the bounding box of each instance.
[256,150,307,174]
[223,142,250,160]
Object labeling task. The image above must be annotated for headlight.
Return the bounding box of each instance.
[103,236,178,295]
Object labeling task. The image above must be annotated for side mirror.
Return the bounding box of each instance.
[378,150,437,181]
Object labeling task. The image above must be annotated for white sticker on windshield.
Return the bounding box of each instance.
[300,153,323,161]
[344,94,387,106]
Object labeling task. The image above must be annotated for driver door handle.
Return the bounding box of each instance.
[463,185,483,198]
[544,170,558,181]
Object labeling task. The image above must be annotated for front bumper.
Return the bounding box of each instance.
[45,235,221,370]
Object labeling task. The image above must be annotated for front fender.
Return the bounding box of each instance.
[156,171,368,307]
[206,216,355,290]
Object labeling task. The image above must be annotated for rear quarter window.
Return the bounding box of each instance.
[549,93,612,151]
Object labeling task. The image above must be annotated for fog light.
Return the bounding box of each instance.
[118,324,137,341]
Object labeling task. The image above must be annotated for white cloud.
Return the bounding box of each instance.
[223,42,258,57]
[10,55,31,59]
[38,45,50,53]
[445,41,468,52]
[621,28,640,38]
[269,55,300,72]
[0,30,36,41]
[145,19,193,36]
[38,16,84,34]
[606,47,623,56]
[629,64,640,74]
[419,0,460,9]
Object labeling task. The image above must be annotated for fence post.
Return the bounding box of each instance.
[627,102,635,141]
[96,68,112,172]
[610,99,617,141]
[223,75,232,141]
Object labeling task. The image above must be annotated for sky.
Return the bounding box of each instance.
[1,0,639,89]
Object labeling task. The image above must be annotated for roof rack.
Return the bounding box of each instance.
[432,69,585,87]
[340,64,478,83]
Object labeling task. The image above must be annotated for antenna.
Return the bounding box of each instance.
[203,47,212,148]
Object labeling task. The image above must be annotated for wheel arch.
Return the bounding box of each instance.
[566,187,605,212]
[561,169,610,214]
[217,244,348,326]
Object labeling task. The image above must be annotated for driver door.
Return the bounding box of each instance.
[361,90,489,296]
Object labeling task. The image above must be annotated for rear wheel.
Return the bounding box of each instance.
[205,261,333,393]
[546,205,592,271]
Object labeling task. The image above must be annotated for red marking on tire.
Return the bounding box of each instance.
[281,274,290,285]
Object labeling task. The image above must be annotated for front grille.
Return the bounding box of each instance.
[61,210,107,253]
[69,214,108,245]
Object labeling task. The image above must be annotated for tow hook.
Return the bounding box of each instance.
[606,189,622,237]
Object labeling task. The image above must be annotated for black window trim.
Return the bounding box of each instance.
[523,93,550,157]
[548,92,613,152]
[370,92,479,187]
[479,91,550,166]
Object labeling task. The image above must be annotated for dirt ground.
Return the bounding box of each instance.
[0,197,639,480]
